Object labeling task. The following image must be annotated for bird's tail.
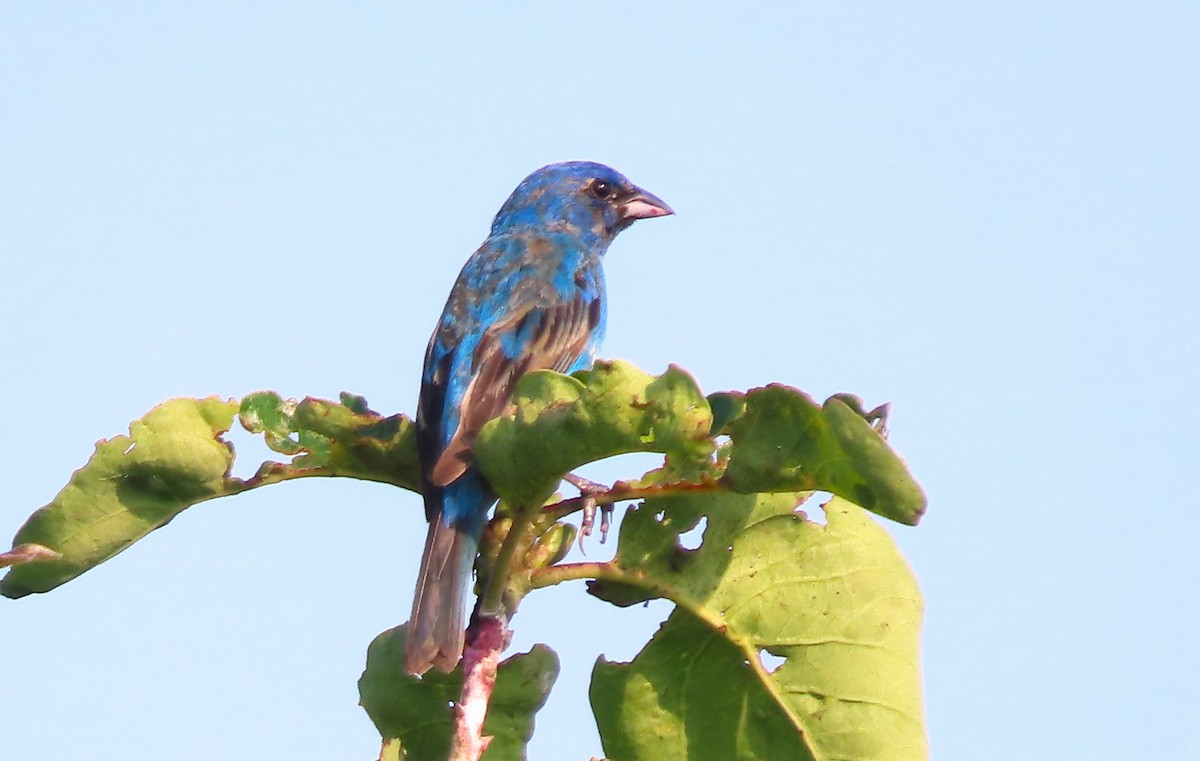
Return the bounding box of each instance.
[405,516,478,675]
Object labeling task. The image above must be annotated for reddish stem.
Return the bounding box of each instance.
[449,614,510,761]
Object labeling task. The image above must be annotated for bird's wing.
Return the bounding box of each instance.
[426,294,601,488]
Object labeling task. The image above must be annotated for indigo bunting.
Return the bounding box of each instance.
[406,161,673,674]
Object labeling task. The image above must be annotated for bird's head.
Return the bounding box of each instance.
[490,161,673,246]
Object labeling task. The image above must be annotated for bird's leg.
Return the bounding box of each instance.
[562,472,614,550]
[563,471,606,495]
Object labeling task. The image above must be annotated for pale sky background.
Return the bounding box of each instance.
[2,4,1197,760]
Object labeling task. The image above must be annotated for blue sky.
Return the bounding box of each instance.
[2,3,1197,759]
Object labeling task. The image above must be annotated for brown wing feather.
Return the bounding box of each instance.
[427,298,595,487]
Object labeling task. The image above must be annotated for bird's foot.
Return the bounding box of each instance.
[563,473,614,552]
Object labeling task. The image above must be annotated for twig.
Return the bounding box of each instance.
[480,510,534,615]
[449,614,510,761]
[540,476,722,522]
[529,560,615,589]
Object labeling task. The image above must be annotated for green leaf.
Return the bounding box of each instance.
[359,626,559,761]
[1,397,240,598]
[706,391,746,436]
[238,393,422,487]
[592,611,814,760]
[239,391,304,455]
[359,626,460,760]
[3,393,420,597]
[720,385,927,525]
[473,361,715,509]
[590,495,927,761]
[0,363,929,756]
[481,644,560,761]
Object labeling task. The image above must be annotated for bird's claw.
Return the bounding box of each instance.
[578,494,597,553]
[600,502,613,543]
[565,473,613,553]
[577,497,615,553]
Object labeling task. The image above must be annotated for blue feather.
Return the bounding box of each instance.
[405,161,672,674]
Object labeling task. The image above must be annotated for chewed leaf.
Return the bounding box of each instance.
[720,385,927,525]
[258,395,420,485]
[1,397,240,598]
[0,361,930,756]
[473,361,715,509]
[2,393,420,598]
[591,495,927,761]
[240,391,303,455]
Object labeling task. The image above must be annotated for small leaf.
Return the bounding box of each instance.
[721,385,927,525]
[359,626,460,760]
[474,361,714,509]
[524,522,577,570]
[359,626,559,761]
[239,391,302,455]
[485,643,561,760]
[340,391,371,415]
[706,391,745,436]
[289,397,418,483]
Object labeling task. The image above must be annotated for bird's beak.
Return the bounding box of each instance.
[619,187,674,220]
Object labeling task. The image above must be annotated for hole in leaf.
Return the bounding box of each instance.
[677,515,708,551]
[758,649,786,673]
[226,420,287,480]
[795,491,834,525]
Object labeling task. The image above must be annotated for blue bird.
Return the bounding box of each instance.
[406,161,673,674]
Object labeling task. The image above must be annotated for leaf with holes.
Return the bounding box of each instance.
[1,397,240,598]
[238,392,422,487]
[589,494,926,761]
[2,393,419,598]
[473,360,715,509]
[719,385,927,525]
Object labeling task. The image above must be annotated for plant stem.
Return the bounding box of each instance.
[480,508,534,616]
[542,478,721,521]
[449,615,508,761]
[529,560,615,588]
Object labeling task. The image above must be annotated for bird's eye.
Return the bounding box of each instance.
[589,179,616,200]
